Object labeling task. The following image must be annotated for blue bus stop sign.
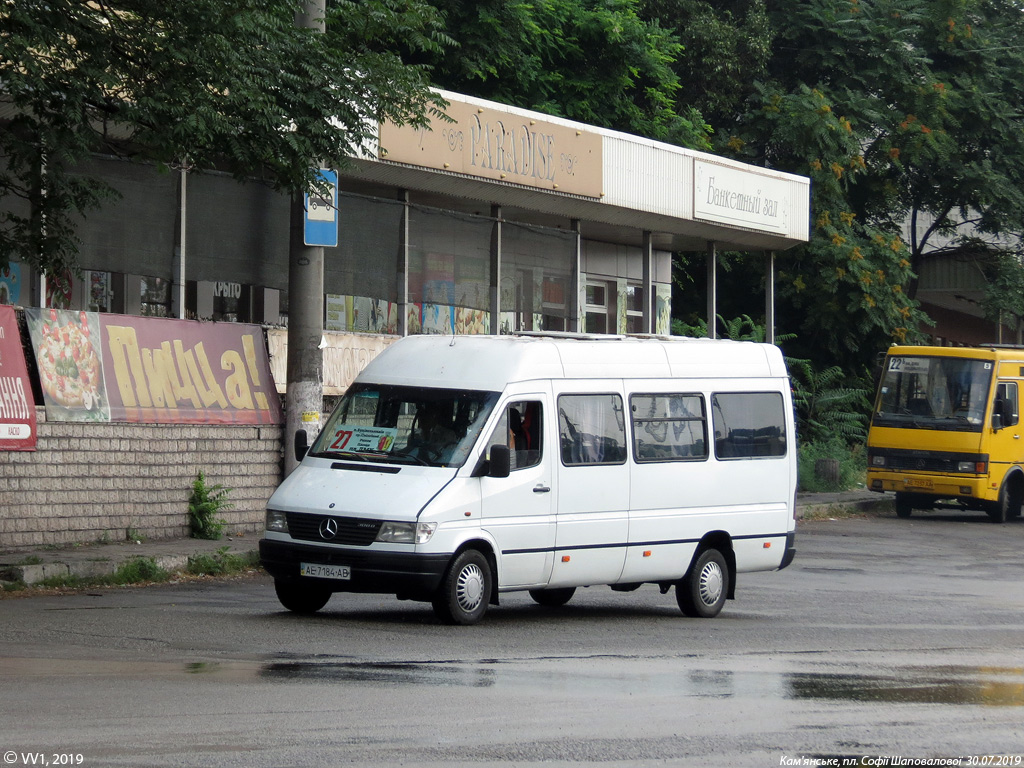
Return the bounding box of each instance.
[303,169,338,247]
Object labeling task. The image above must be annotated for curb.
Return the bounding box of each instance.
[0,547,260,587]
[797,498,893,519]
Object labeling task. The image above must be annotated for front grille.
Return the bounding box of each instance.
[871,448,987,473]
[285,512,382,546]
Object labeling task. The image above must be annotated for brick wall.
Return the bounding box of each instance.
[0,410,283,550]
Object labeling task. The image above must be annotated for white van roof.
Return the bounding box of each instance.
[357,334,788,391]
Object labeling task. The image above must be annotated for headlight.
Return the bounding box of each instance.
[376,521,437,544]
[265,509,288,533]
[871,454,886,467]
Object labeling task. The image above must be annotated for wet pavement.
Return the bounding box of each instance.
[0,490,891,587]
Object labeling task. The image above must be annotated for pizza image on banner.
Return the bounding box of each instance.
[25,308,110,421]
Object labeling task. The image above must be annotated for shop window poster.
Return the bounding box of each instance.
[0,262,22,305]
[0,304,38,450]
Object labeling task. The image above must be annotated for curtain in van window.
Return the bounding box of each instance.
[558,394,627,465]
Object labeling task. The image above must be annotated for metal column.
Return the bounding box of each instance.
[490,204,502,334]
[706,242,717,339]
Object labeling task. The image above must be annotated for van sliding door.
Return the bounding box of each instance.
[551,390,629,587]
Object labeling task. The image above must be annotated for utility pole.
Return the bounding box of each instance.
[284,0,327,475]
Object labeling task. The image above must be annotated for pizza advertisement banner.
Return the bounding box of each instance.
[0,305,37,450]
[25,309,283,425]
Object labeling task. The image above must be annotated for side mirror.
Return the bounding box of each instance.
[487,445,511,478]
[294,429,309,462]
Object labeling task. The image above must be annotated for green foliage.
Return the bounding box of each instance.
[1,0,449,276]
[187,547,261,576]
[673,312,798,345]
[798,437,866,493]
[788,359,871,444]
[188,472,233,541]
[427,0,710,149]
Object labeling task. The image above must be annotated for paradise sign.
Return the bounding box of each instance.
[25,309,283,425]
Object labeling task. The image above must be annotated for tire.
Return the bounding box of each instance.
[274,579,331,615]
[894,492,913,519]
[676,548,728,618]
[432,550,492,625]
[987,480,1020,524]
[529,587,576,607]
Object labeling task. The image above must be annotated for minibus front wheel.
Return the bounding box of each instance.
[432,549,492,625]
[274,579,332,615]
[677,548,728,618]
[988,476,1023,524]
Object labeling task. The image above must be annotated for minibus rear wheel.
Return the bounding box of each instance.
[677,548,728,618]
[432,549,492,625]
[528,587,576,607]
[274,579,331,615]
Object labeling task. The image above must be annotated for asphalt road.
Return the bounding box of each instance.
[1,510,1023,767]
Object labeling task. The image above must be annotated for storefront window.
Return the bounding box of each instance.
[141,277,171,317]
[584,281,611,334]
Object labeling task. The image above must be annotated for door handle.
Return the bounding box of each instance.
[533,485,551,493]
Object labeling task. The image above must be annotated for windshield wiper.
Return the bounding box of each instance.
[309,450,368,462]
[388,449,432,466]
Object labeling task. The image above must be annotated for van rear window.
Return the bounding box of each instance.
[712,392,787,459]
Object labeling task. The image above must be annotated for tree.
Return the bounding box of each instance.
[644,0,1024,370]
[0,0,450,281]
[426,0,711,149]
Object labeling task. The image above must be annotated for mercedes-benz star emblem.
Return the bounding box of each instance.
[319,518,339,540]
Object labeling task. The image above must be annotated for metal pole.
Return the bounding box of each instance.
[397,189,409,336]
[284,0,327,475]
[175,162,187,319]
[706,242,717,339]
[765,250,775,345]
[490,204,501,334]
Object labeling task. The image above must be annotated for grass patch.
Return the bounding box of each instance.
[187,547,260,576]
[798,437,867,492]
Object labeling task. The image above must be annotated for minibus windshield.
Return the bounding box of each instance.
[873,355,992,432]
[309,384,500,468]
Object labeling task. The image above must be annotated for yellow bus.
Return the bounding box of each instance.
[867,345,1024,523]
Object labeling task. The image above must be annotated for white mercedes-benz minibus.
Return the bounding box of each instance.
[260,333,797,624]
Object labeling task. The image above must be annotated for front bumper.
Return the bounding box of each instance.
[867,471,993,502]
[259,538,450,600]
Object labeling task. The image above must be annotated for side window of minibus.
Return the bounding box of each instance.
[558,394,627,465]
[630,393,708,462]
[712,392,787,459]
[994,382,1019,428]
[485,401,543,470]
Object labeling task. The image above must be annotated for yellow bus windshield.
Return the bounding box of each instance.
[873,355,992,432]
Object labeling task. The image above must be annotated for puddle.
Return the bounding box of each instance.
[787,668,1024,706]
[257,660,1024,706]
[4,656,1022,705]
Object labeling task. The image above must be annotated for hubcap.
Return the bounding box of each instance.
[456,563,485,612]
[698,561,724,606]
